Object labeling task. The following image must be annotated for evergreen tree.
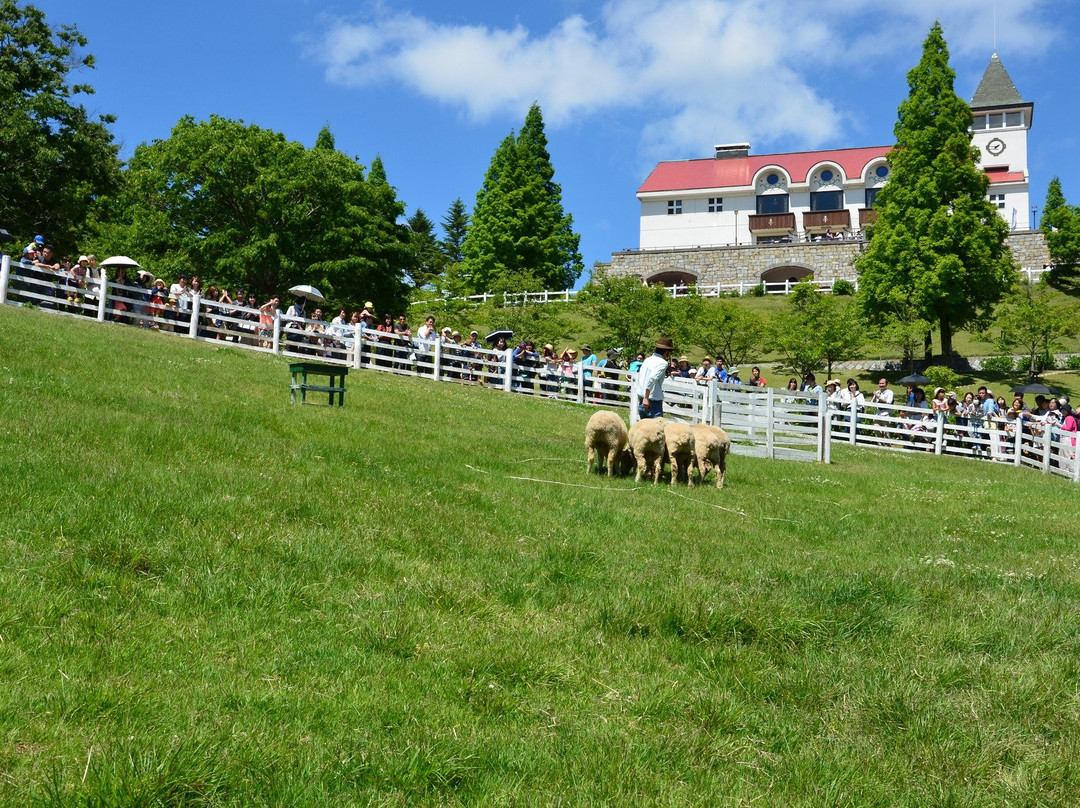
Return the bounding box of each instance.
[855,22,1015,363]
[1041,177,1080,287]
[406,208,447,289]
[0,0,122,252]
[314,125,335,150]
[440,198,469,265]
[461,104,582,294]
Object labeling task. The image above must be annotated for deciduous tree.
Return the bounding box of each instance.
[994,283,1078,378]
[856,22,1015,363]
[0,0,121,252]
[691,299,764,369]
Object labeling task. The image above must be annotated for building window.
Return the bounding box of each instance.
[756,194,789,215]
[708,197,723,212]
[1006,111,1022,127]
[810,190,844,212]
[667,200,682,215]
[865,188,879,208]
[989,193,1006,209]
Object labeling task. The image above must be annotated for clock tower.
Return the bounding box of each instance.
[970,53,1032,229]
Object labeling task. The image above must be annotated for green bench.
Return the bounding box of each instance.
[289,362,348,406]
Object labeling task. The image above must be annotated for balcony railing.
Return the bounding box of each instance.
[859,208,878,228]
[802,209,851,233]
[747,212,796,235]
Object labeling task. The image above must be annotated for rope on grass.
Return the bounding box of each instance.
[465,464,643,491]
[663,487,747,516]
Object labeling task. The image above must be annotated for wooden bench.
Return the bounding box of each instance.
[289,362,348,406]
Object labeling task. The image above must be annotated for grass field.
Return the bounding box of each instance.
[4,305,1080,806]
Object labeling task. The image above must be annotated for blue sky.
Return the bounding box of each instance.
[37,0,1078,288]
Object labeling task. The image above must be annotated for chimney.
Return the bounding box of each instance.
[714,143,750,159]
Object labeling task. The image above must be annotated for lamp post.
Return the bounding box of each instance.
[733,209,738,247]
[1031,205,1038,231]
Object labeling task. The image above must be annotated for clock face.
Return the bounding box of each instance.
[987,137,1006,156]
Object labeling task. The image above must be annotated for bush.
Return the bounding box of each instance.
[1066,355,1080,370]
[923,365,960,392]
[831,279,855,296]
[747,283,765,297]
[980,355,1015,373]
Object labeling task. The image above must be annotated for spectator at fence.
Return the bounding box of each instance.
[541,343,559,393]
[931,388,950,422]
[802,373,823,403]
[749,366,766,387]
[513,340,539,393]
[695,357,716,382]
[727,368,742,385]
[635,337,674,419]
[840,379,865,411]
[909,387,932,447]
[597,349,621,401]
[392,315,412,371]
[628,352,645,373]
[1060,403,1078,460]
[23,234,44,261]
[825,379,842,407]
[169,274,191,332]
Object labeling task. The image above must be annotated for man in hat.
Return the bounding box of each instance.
[695,357,716,383]
[635,337,675,419]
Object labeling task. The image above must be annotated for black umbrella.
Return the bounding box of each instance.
[0,228,14,244]
[898,373,931,385]
[485,329,513,345]
[1011,381,1060,395]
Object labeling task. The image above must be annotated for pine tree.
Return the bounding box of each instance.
[440,198,470,265]
[406,208,446,289]
[1041,177,1080,286]
[855,22,1016,362]
[461,104,583,294]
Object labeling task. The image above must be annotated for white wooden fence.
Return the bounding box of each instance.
[3,254,1076,482]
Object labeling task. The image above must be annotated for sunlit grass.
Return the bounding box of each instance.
[3,305,1080,806]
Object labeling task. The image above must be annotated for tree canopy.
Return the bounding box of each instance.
[0,0,122,253]
[461,104,582,294]
[855,22,1016,362]
[92,116,412,312]
[1041,177,1080,288]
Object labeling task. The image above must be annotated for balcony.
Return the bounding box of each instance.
[859,208,878,228]
[747,212,796,236]
[802,209,851,234]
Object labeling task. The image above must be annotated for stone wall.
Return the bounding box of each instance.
[606,230,1050,286]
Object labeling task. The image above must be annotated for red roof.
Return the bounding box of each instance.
[638,146,891,194]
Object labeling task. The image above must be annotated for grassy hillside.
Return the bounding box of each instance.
[3,306,1080,806]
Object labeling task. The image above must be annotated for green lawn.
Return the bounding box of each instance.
[3,306,1080,806]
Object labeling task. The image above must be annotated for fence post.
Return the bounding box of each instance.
[503,348,513,392]
[933,414,945,455]
[188,294,201,338]
[819,396,829,463]
[702,379,714,425]
[272,312,281,354]
[1041,427,1052,475]
[576,361,585,404]
[1013,421,1023,466]
[629,388,640,425]
[434,339,443,382]
[96,270,108,322]
[766,391,776,459]
[849,401,858,445]
[0,253,10,305]
[353,325,362,369]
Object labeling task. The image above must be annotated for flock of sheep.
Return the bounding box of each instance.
[584,410,730,488]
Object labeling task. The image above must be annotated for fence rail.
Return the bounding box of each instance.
[3,254,1075,483]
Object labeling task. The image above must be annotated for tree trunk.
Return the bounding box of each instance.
[939,317,953,366]
[924,331,933,364]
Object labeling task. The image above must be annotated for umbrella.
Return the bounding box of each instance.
[485,329,513,345]
[288,284,325,303]
[898,373,931,385]
[1011,381,1060,395]
[0,228,14,244]
[99,255,141,268]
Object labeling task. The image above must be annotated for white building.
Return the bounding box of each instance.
[637,54,1032,250]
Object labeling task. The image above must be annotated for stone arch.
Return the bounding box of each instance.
[760,264,813,290]
[646,270,698,287]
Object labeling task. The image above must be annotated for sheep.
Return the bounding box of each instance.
[691,423,731,488]
[585,410,629,476]
[626,417,667,483]
[663,421,696,486]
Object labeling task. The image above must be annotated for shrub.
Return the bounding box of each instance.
[832,279,855,296]
[1066,355,1080,370]
[923,365,960,392]
[748,283,765,297]
[980,355,1015,373]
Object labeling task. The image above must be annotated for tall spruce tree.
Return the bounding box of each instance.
[1041,177,1080,286]
[406,208,446,289]
[440,198,469,265]
[855,22,1015,362]
[461,104,582,294]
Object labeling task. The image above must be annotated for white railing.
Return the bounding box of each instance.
[4,253,1076,481]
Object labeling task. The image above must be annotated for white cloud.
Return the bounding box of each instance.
[309,0,1055,159]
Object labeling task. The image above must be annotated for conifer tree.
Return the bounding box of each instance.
[440,198,470,265]
[1041,177,1080,286]
[406,208,446,289]
[461,104,582,294]
[855,22,1015,362]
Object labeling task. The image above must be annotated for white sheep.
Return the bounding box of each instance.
[663,421,696,486]
[585,410,629,476]
[691,423,731,488]
[626,417,667,484]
